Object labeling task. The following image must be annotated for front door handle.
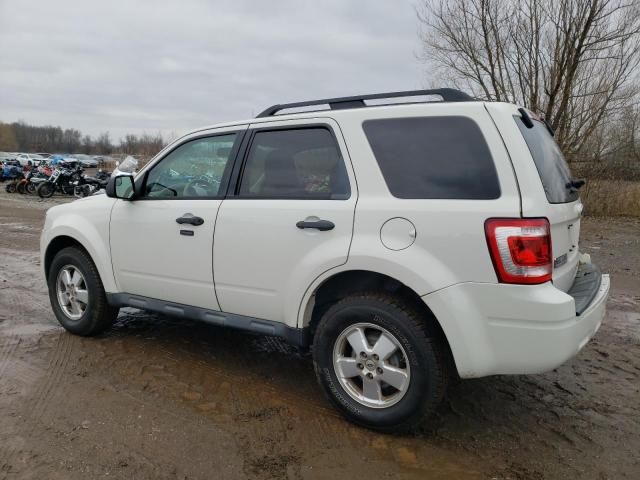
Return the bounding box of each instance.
[296,219,335,231]
[176,213,204,226]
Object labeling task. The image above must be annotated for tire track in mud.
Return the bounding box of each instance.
[0,335,25,477]
[27,333,73,419]
[0,336,20,382]
[0,332,74,477]
[0,250,51,319]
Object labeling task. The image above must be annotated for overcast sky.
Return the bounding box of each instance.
[0,0,424,140]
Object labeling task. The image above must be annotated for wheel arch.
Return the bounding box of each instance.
[43,228,117,293]
[300,269,457,374]
[44,235,89,279]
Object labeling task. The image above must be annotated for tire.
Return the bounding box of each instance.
[312,292,448,433]
[47,246,118,336]
[37,182,55,198]
[16,182,26,194]
[26,182,36,195]
[5,183,16,193]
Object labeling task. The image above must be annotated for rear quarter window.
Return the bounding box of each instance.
[363,116,500,199]
[514,116,578,204]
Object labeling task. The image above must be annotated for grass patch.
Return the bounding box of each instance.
[581,180,640,217]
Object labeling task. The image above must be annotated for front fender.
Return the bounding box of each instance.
[41,200,117,292]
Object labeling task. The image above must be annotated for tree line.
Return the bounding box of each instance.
[0,121,166,157]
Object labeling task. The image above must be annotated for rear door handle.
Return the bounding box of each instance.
[176,213,204,226]
[296,219,335,231]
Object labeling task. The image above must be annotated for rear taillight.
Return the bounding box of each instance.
[485,218,552,284]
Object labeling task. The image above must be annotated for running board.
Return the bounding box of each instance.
[106,293,309,347]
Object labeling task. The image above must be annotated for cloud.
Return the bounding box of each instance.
[0,0,422,140]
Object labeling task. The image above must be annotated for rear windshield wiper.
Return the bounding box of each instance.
[518,107,555,136]
[566,178,586,193]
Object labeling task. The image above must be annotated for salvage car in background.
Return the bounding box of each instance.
[16,153,46,167]
[73,154,99,168]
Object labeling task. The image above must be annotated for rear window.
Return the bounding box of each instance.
[363,116,500,199]
[515,116,578,204]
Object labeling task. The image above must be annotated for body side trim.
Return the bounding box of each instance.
[106,293,309,347]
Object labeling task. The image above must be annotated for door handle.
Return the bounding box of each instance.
[296,219,335,231]
[176,213,204,226]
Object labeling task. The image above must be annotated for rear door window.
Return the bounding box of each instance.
[514,116,577,204]
[238,127,350,199]
[363,116,500,199]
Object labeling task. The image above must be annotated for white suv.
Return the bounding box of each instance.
[41,89,609,431]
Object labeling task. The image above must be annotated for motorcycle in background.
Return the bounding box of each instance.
[37,165,83,198]
[2,163,24,193]
[72,170,110,197]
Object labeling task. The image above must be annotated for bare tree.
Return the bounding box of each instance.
[95,132,113,154]
[418,0,640,159]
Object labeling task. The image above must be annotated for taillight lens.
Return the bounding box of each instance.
[485,218,552,284]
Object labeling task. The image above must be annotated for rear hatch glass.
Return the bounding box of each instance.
[514,117,578,204]
[515,115,581,292]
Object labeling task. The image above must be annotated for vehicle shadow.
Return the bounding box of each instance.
[81,306,637,478]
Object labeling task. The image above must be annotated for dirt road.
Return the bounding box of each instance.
[1,190,639,479]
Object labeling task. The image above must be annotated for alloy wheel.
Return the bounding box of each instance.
[332,322,411,408]
[56,265,89,320]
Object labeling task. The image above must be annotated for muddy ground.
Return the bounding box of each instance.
[0,190,638,480]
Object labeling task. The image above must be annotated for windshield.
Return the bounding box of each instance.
[515,116,578,204]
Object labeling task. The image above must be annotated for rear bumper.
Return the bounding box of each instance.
[423,266,610,378]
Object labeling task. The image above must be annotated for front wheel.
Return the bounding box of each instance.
[16,181,26,194]
[37,182,55,198]
[5,183,16,193]
[312,293,449,432]
[47,247,118,336]
[26,182,37,195]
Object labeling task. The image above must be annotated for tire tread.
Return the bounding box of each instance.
[312,291,449,433]
[48,246,116,336]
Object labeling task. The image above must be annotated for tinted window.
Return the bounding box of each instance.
[144,134,236,198]
[363,116,500,199]
[515,116,577,204]
[239,128,349,199]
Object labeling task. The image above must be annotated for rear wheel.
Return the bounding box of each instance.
[312,292,448,432]
[47,247,118,336]
[16,182,26,194]
[5,183,16,193]
[26,182,36,195]
[37,182,55,198]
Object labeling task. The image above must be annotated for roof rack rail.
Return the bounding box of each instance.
[256,88,474,118]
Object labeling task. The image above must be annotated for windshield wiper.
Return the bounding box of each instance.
[566,178,586,193]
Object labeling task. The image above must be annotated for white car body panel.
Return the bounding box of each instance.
[213,118,357,326]
[424,272,609,378]
[109,198,223,310]
[109,125,247,311]
[41,195,118,292]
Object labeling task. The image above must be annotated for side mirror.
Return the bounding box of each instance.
[106,174,136,200]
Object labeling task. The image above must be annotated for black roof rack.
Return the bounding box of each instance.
[256,88,474,118]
